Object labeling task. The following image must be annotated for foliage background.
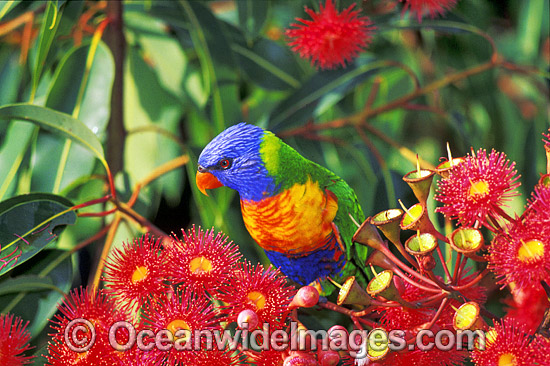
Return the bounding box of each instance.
[0,0,548,361]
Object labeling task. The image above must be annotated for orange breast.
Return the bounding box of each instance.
[240,179,338,254]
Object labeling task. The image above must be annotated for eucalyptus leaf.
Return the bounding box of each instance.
[0,193,76,276]
[0,275,56,296]
[32,41,114,192]
[237,0,269,40]
[0,121,34,200]
[123,46,184,206]
[0,104,106,165]
[125,10,188,100]
[268,62,387,131]
[32,0,63,98]
[179,0,241,130]
[0,249,73,336]
[0,0,21,21]
[233,38,302,90]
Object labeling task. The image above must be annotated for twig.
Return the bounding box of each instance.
[127,155,190,207]
[90,212,122,290]
[115,201,168,240]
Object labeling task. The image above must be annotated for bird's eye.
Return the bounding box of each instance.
[218,158,232,169]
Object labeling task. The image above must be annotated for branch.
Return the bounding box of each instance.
[104,0,126,176]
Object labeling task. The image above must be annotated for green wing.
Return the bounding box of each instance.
[306,160,370,286]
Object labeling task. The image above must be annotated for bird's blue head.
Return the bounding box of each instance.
[196,123,278,201]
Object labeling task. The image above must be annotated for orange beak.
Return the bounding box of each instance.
[196,171,223,196]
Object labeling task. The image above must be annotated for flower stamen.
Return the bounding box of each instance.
[469,180,489,198]
[189,256,213,274]
[167,319,191,342]
[498,352,516,366]
[247,291,266,310]
[131,266,149,284]
[517,239,544,262]
[167,319,190,333]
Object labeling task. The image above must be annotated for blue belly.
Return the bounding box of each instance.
[264,236,346,285]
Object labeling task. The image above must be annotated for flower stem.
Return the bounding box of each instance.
[423,297,449,331]
[452,252,462,284]
[451,269,489,291]
[379,246,440,289]
[435,245,452,283]
[393,267,442,293]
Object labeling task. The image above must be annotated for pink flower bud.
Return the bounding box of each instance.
[420,255,436,271]
[327,325,349,350]
[237,309,259,330]
[317,349,340,366]
[289,286,320,309]
[283,351,320,366]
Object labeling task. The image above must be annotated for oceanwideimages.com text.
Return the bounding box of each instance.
[65,318,487,358]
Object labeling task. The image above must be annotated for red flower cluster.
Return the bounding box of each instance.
[400,0,458,22]
[285,0,375,69]
[217,261,294,329]
[435,148,520,227]
[142,289,221,365]
[340,129,549,365]
[168,226,241,295]
[487,176,550,291]
[373,276,471,366]
[45,287,131,365]
[470,317,547,366]
[103,235,170,313]
[488,214,550,290]
[0,313,34,365]
[505,283,550,334]
[526,179,550,221]
[285,0,461,69]
[43,227,300,365]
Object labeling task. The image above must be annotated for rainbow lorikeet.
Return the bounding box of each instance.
[196,123,368,292]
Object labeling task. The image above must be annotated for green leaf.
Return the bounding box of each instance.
[30,41,114,193]
[0,49,23,105]
[268,61,388,131]
[381,20,495,51]
[123,45,184,206]
[179,0,241,131]
[124,10,188,100]
[0,0,20,21]
[0,49,30,200]
[0,275,57,296]
[33,345,48,365]
[0,193,76,276]
[237,0,269,41]
[0,249,73,336]
[0,104,107,167]
[517,0,544,62]
[31,0,63,100]
[46,41,114,121]
[0,122,35,200]
[232,38,302,90]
